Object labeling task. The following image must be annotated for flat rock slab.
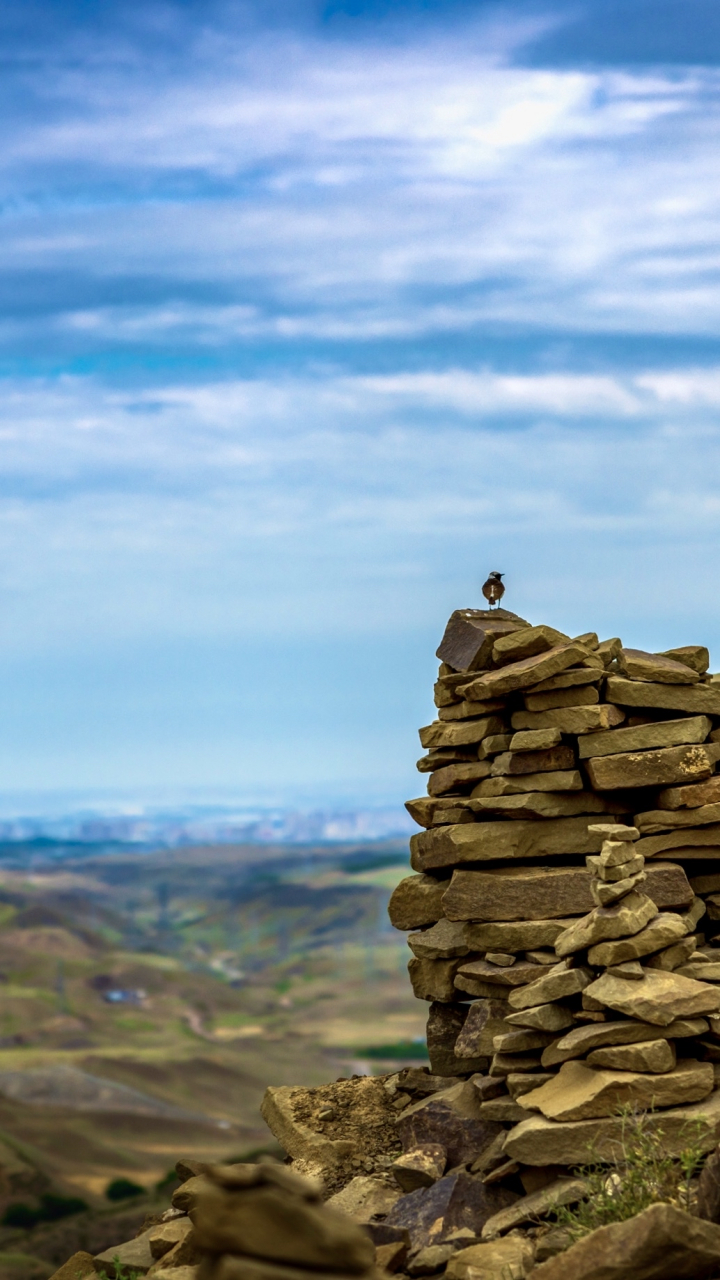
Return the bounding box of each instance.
[657,776,720,810]
[520,1058,713,1121]
[587,912,689,965]
[507,966,593,1010]
[493,625,570,665]
[554,893,658,957]
[606,675,720,715]
[504,1088,720,1166]
[480,1177,587,1240]
[635,802,720,835]
[585,967,720,1025]
[428,761,492,795]
[510,705,625,735]
[617,647,700,684]
[524,685,600,712]
[489,746,577,777]
[455,958,543,988]
[587,743,713,791]
[420,716,506,750]
[578,714,712,759]
[412,818,605,872]
[636,823,720,857]
[461,642,589,699]
[464,919,581,951]
[586,1038,676,1073]
[529,1202,720,1280]
[443,863,689,925]
[470,792,626,819]
[475,770,583,795]
[541,1016,707,1067]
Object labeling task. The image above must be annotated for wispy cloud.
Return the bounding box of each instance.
[0,1,718,792]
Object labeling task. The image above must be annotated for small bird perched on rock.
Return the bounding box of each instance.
[482,571,505,608]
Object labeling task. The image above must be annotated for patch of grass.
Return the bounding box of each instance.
[553,1106,705,1243]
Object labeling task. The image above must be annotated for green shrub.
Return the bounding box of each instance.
[104,1178,145,1202]
[554,1105,705,1242]
[363,1041,429,1060]
[2,1193,87,1230]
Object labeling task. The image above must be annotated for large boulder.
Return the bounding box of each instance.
[530,1203,720,1280]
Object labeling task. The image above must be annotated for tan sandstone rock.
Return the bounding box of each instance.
[529,1203,720,1280]
[519,1058,713,1121]
[584,967,720,1024]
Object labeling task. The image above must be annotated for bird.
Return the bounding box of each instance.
[482,571,505,608]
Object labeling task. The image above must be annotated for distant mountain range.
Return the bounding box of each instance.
[0,803,415,850]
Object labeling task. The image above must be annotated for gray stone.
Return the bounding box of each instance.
[383,1171,518,1256]
[454,1001,509,1058]
[436,611,527,673]
[395,1080,503,1168]
[426,1002,488,1077]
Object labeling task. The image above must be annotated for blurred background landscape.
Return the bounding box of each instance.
[0,826,421,1278]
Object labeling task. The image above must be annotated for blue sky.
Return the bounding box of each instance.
[0,0,719,806]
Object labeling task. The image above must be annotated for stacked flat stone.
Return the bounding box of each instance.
[390,609,720,1166]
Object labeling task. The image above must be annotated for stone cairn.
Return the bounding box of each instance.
[390,608,720,1169]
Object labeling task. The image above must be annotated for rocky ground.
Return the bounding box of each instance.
[39,1065,720,1280]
